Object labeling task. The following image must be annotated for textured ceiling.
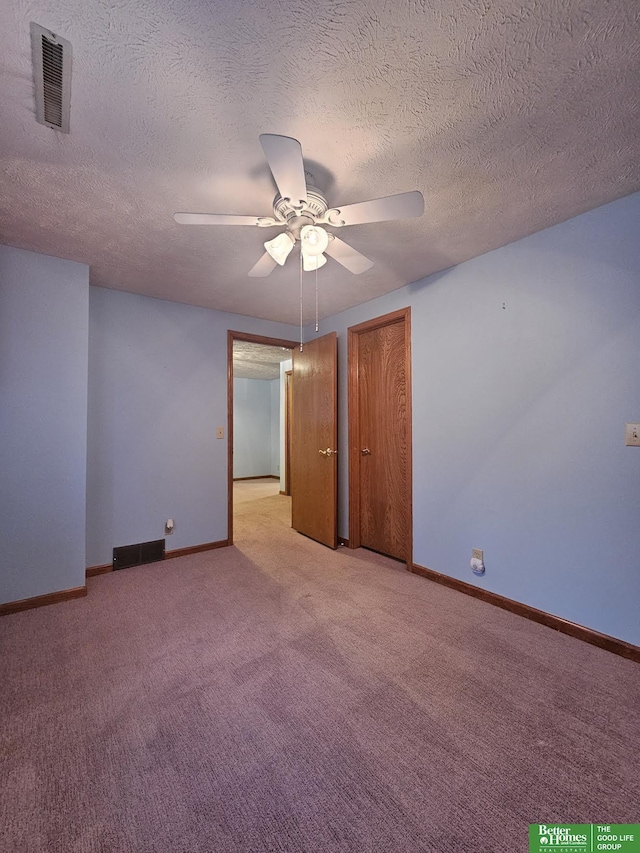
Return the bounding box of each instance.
[233,341,292,380]
[1,0,639,324]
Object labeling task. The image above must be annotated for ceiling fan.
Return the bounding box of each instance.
[173,134,424,277]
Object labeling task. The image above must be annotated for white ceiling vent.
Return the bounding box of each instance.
[30,23,72,133]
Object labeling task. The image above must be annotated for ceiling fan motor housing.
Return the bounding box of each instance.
[273,186,329,239]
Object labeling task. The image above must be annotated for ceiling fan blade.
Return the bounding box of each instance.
[328,190,424,226]
[247,252,278,278]
[325,236,374,274]
[259,134,308,207]
[174,213,262,226]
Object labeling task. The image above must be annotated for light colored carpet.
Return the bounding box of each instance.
[0,488,638,852]
[233,478,281,505]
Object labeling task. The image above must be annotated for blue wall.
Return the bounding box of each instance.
[315,192,640,645]
[3,193,638,645]
[86,288,296,565]
[0,246,89,604]
[233,377,277,478]
[270,379,280,478]
[279,359,292,492]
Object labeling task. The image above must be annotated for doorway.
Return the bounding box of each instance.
[227,331,298,545]
[347,308,412,566]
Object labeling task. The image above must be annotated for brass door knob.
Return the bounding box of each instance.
[361,448,371,455]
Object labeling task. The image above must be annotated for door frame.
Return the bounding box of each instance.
[347,307,413,567]
[227,331,298,545]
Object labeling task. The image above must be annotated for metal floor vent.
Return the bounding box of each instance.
[30,23,72,132]
[113,539,165,571]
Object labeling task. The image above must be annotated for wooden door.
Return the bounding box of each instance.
[291,333,338,549]
[284,370,292,496]
[348,309,411,563]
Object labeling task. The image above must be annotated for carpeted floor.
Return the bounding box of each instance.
[232,477,281,505]
[1,483,638,852]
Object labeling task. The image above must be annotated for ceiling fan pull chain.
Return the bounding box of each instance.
[315,265,319,333]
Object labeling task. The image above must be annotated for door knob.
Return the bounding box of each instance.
[319,448,338,456]
[361,447,371,455]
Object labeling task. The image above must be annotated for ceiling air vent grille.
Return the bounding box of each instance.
[30,23,72,133]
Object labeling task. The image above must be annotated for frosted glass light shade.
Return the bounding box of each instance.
[302,251,327,272]
[300,225,329,257]
[264,232,294,265]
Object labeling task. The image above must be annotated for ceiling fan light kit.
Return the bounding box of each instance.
[303,252,327,272]
[264,231,295,265]
[300,224,329,257]
[173,134,425,279]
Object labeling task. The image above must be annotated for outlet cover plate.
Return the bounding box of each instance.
[625,423,640,446]
[472,548,483,561]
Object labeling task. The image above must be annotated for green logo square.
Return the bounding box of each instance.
[530,824,590,852]
[529,824,640,853]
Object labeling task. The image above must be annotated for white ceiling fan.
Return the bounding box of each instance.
[173,134,424,278]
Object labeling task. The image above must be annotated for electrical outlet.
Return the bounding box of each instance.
[472,548,483,561]
[625,423,640,447]
[164,518,174,535]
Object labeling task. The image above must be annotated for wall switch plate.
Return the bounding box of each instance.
[472,548,483,561]
[216,427,224,439]
[625,423,640,446]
